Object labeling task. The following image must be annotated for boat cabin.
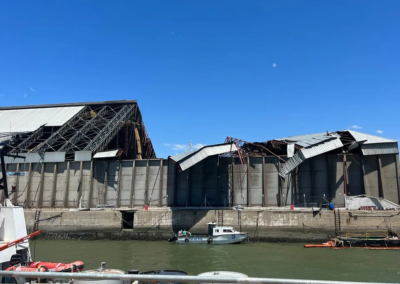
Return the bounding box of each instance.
[207,223,238,236]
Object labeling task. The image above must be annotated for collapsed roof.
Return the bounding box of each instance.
[225,130,398,178]
[0,100,156,161]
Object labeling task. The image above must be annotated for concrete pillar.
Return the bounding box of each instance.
[378,155,385,198]
[158,159,163,207]
[77,161,84,208]
[117,161,122,208]
[145,160,149,206]
[361,155,369,196]
[247,157,251,206]
[38,163,45,208]
[130,160,136,207]
[14,164,20,203]
[396,154,400,204]
[326,155,332,199]
[64,162,70,208]
[103,166,108,206]
[51,163,58,208]
[88,161,94,208]
[310,158,315,202]
[262,157,267,207]
[26,163,32,208]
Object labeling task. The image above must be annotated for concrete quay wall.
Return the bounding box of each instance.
[24,209,400,242]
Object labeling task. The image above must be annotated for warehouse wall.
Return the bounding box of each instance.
[1,154,399,208]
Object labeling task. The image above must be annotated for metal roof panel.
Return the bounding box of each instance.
[348,130,397,144]
[0,106,84,133]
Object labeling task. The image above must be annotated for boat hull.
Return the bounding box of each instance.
[176,233,247,244]
[336,237,400,248]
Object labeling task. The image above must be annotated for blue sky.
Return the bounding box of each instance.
[0,1,399,158]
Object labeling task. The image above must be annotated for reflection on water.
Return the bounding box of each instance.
[33,240,400,283]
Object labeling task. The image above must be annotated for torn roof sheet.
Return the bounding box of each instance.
[169,143,238,171]
[279,137,343,177]
[347,130,397,144]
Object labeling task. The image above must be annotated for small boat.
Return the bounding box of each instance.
[169,223,247,245]
[6,260,85,272]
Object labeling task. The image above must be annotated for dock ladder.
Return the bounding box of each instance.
[334,209,341,236]
[218,210,224,226]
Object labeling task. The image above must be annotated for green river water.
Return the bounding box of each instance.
[32,240,400,283]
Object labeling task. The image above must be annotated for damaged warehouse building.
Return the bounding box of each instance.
[0,101,399,209]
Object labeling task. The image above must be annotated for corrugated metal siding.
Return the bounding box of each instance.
[279,152,305,177]
[175,143,238,171]
[0,106,84,133]
[75,151,92,161]
[361,143,399,155]
[279,138,343,177]
[301,138,343,159]
[348,130,397,144]
[4,152,66,163]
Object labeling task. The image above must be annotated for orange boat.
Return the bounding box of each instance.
[304,240,334,248]
[6,260,84,273]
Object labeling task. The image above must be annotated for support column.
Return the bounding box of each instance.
[88,161,94,208]
[77,161,84,208]
[230,159,235,207]
[116,161,122,208]
[216,157,220,206]
[326,155,332,199]
[396,154,400,204]
[38,163,45,208]
[103,166,108,206]
[361,156,369,196]
[63,162,70,208]
[145,160,149,206]
[310,158,315,202]
[14,164,20,205]
[247,157,251,206]
[130,161,136,208]
[378,155,385,198]
[158,159,164,207]
[173,164,178,207]
[26,163,32,208]
[342,154,348,196]
[187,167,191,207]
[51,163,57,208]
[262,157,267,207]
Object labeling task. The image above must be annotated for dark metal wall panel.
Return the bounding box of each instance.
[330,155,345,206]
[264,157,279,206]
[176,168,189,206]
[42,163,56,208]
[148,160,162,206]
[233,158,247,205]
[218,158,231,207]
[298,159,312,206]
[249,157,263,206]
[346,154,364,196]
[134,160,147,206]
[28,163,42,208]
[364,155,380,197]
[312,155,329,203]
[119,161,134,207]
[104,161,119,206]
[166,159,176,207]
[67,162,81,207]
[380,155,399,203]
[161,160,168,206]
[190,161,204,206]
[204,156,218,206]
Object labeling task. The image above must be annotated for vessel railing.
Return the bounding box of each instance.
[0,270,398,284]
[343,230,388,238]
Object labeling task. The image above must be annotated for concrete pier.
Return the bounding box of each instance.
[24,208,400,242]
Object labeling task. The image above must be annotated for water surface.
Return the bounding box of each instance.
[32,240,400,283]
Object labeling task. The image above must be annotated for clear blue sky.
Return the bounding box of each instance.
[0,1,399,158]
